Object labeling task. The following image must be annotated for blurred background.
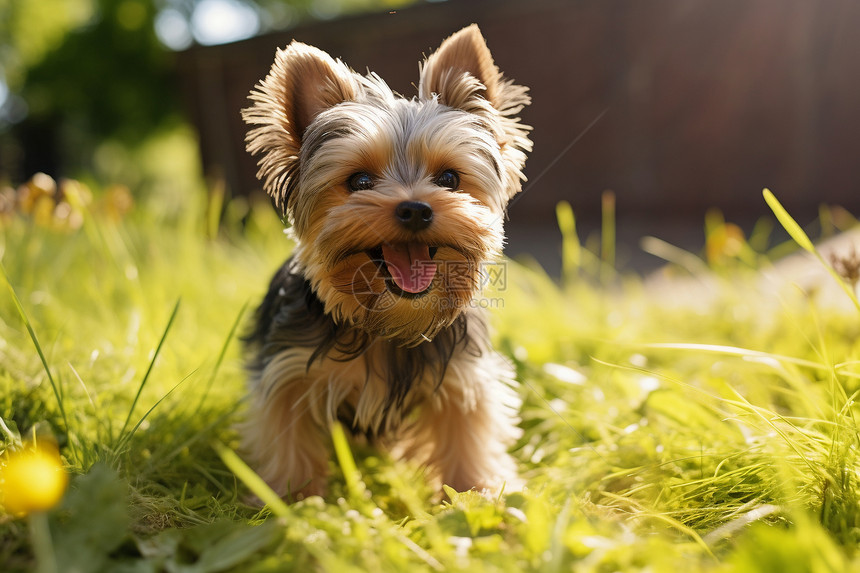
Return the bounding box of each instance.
[2,0,860,271]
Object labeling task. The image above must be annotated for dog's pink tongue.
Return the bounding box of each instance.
[382,243,437,293]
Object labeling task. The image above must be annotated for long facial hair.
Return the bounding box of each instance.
[242,25,532,347]
[243,260,490,429]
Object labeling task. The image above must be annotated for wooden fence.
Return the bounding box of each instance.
[177,0,860,267]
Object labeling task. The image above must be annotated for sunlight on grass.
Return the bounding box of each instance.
[1,178,859,571]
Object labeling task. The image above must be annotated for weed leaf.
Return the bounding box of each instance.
[764,188,860,312]
[763,188,815,253]
[117,299,181,443]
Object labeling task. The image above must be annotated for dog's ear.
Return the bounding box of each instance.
[418,24,504,112]
[419,25,532,200]
[244,42,356,214]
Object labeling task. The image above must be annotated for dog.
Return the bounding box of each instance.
[241,24,532,499]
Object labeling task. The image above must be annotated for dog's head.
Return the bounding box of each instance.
[243,25,531,345]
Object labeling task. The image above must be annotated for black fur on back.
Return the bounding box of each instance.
[244,256,481,428]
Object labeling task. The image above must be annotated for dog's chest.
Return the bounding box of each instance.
[311,347,429,435]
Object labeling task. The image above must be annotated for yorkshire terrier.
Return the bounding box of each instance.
[241,24,532,499]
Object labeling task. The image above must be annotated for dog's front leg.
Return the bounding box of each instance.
[401,353,523,493]
[243,352,330,499]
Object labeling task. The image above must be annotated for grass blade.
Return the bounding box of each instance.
[117,298,181,442]
[1,262,79,463]
[332,422,365,501]
[115,368,197,453]
[763,188,815,253]
[640,236,710,275]
[763,188,860,312]
[194,301,248,414]
[556,200,580,283]
[601,190,616,284]
[643,342,835,373]
[212,441,290,518]
[0,416,19,446]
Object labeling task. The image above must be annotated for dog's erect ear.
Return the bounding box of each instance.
[418,24,504,112]
[243,42,356,214]
[419,25,532,200]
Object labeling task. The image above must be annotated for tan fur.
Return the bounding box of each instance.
[243,310,521,498]
[242,25,532,500]
[394,316,523,491]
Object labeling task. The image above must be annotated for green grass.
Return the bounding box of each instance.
[2,182,860,572]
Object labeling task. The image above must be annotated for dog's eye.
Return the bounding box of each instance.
[434,169,460,190]
[348,172,374,192]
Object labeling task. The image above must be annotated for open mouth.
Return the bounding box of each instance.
[366,244,439,297]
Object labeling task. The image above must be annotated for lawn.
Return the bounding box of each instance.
[2,176,860,572]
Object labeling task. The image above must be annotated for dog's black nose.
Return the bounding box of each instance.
[394,201,433,232]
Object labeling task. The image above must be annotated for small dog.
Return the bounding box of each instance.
[241,24,532,499]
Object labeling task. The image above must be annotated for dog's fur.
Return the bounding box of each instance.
[241,25,532,499]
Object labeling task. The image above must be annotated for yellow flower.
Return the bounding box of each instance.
[0,442,68,516]
[706,222,746,265]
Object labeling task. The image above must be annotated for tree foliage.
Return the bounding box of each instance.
[0,0,416,185]
[1,0,177,181]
